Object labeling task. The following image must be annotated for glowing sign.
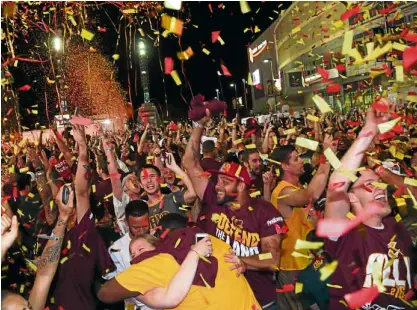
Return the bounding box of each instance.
[252,69,261,85]
[249,40,268,63]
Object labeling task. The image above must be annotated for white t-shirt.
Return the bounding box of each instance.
[113,191,131,236]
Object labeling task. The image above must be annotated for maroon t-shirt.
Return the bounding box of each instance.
[200,157,222,172]
[94,178,114,215]
[199,181,287,306]
[325,217,413,309]
[48,210,115,310]
[52,158,72,181]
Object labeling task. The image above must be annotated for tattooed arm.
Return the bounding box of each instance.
[73,124,90,222]
[29,185,73,310]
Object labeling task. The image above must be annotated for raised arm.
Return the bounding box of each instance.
[325,99,390,220]
[29,185,73,310]
[137,124,150,155]
[51,128,74,168]
[1,214,18,262]
[72,124,90,222]
[165,153,197,204]
[182,112,211,200]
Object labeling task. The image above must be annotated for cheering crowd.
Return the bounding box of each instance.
[1,96,417,310]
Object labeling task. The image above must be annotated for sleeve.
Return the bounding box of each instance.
[257,200,287,238]
[115,260,163,295]
[202,181,217,209]
[96,231,117,277]
[102,250,122,280]
[172,190,186,207]
[113,192,130,235]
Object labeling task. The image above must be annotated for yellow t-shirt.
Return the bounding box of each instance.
[115,236,260,310]
[271,180,314,271]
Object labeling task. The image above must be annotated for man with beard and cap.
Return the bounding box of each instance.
[269,134,336,310]
[324,98,414,309]
[183,109,287,310]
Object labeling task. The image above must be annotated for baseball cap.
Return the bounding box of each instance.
[208,162,251,186]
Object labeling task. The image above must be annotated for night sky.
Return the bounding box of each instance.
[6,1,292,127]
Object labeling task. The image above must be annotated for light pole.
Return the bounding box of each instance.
[230,83,238,117]
[241,78,248,110]
[217,71,224,100]
[215,88,220,100]
[263,59,277,113]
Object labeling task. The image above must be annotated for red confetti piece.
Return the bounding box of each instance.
[159,198,165,210]
[341,6,361,21]
[97,26,107,33]
[78,230,88,240]
[378,131,395,141]
[372,102,389,113]
[404,289,414,301]
[6,108,13,116]
[133,134,139,143]
[403,46,417,71]
[160,228,171,239]
[327,83,341,93]
[379,4,395,15]
[221,64,232,76]
[208,3,213,13]
[276,284,294,293]
[200,171,211,178]
[362,184,373,193]
[393,186,406,198]
[13,187,18,198]
[1,196,11,203]
[344,286,379,309]
[164,57,174,75]
[18,85,31,92]
[199,216,206,221]
[273,223,288,234]
[329,182,345,190]
[352,267,360,274]
[109,173,121,178]
[317,67,329,80]
[316,201,383,238]
[211,31,220,43]
[244,128,256,137]
[61,248,69,255]
[336,64,345,72]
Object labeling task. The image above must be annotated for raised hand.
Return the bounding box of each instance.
[224,249,246,277]
[72,124,86,146]
[1,214,19,257]
[191,236,212,257]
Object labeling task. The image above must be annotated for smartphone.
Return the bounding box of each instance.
[195,233,208,244]
[62,185,70,204]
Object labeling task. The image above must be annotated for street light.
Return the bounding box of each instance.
[52,36,62,52]
[263,59,277,113]
[230,83,238,112]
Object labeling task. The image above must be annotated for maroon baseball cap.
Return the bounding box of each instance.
[208,162,251,186]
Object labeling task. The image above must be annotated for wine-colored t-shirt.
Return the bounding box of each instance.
[48,210,115,310]
[51,158,72,181]
[199,181,287,306]
[325,217,413,309]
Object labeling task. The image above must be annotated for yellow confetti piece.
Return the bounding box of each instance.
[259,252,272,260]
[404,178,417,187]
[82,244,91,253]
[58,152,64,159]
[122,8,137,14]
[161,183,168,188]
[327,284,343,289]
[372,261,386,292]
[319,261,338,281]
[392,42,407,52]
[245,144,256,149]
[365,42,392,61]
[233,139,243,145]
[27,192,34,198]
[8,165,15,174]
[346,212,356,220]
[170,70,182,86]
[19,167,29,173]
[199,273,211,288]
[164,0,182,10]
[218,36,225,45]
[378,117,401,134]
[296,137,318,151]
[395,213,402,222]
[20,284,24,294]
[277,194,289,200]
[324,148,341,170]
[266,158,281,166]
[81,29,95,41]
[175,238,181,248]
[342,30,354,55]
[26,260,37,272]
[371,181,388,189]
[248,206,254,211]
[104,193,113,200]
[406,95,417,103]
[291,251,313,259]
[284,128,296,135]
[306,114,319,122]
[338,170,358,182]
[395,65,404,82]
[60,257,68,264]
[67,240,71,250]
[146,156,154,161]
[295,282,303,294]
[312,95,333,114]
[348,48,364,64]
[202,48,210,55]
[239,1,251,14]
[294,239,324,250]
[17,209,24,217]
[292,26,301,34]
[112,54,120,60]
[250,191,261,198]
[92,184,96,193]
